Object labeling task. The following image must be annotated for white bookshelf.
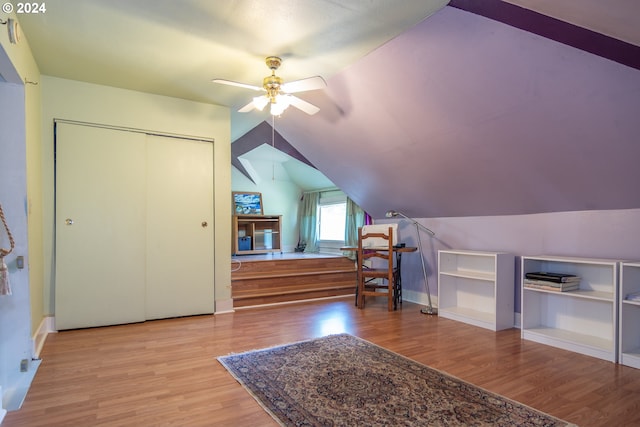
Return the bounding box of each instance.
[521,255,619,362]
[438,250,515,331]
[620,261,640,369]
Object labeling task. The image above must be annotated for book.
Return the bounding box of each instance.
[524,280,580,292]
[525,272,581,283]
[625,291,640,302]
[523,278,580,287]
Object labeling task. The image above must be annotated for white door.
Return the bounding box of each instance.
[55,123,147,330]
[145,135,214,319]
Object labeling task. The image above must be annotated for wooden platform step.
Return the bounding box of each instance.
[231,254,356,308]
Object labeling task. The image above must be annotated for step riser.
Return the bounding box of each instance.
[234,289,355,308]
[231,256,356,308]
[233,273,357,292]
[232,258,355,277]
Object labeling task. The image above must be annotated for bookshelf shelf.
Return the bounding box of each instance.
[232,215,282,255]
[523,327,613,356]
[439,270,496,282]
[438,250,514,331]
[620,261,640,369]
[522,287,614,302]
[521,255,619,362]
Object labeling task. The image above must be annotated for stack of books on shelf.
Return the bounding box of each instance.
[524,272,581,292]
[625,291,640,302]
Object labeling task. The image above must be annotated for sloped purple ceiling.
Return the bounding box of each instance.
[272,5,640,219]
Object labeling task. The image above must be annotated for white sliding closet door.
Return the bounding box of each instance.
[55,123,147,330]
[55,123,215,330]
[145,135,214,319]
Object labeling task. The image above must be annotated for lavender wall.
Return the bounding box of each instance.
[380,208,640,313]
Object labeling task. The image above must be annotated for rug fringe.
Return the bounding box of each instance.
[216,333,349,359]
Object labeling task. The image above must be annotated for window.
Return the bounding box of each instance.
[318,202,346,241]
[317,191,347,248]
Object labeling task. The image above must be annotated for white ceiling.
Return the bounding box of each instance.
[16,0,448,140]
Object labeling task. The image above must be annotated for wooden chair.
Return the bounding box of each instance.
[357,226,395,311]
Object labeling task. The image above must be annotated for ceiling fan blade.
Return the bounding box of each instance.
[211,79,264,92]
[289,95,320,115]
[238,100,256,113]
[281,76,327,94]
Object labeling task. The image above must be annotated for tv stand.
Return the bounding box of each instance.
[232,214,282,255]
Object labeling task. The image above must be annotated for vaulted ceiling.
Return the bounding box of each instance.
[16,0,640,219]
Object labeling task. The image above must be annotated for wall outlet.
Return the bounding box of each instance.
[20,359,28,372]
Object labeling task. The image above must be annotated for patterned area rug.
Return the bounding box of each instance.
[218,333,574,427]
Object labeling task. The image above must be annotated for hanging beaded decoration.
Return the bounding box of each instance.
[0,203,16,296]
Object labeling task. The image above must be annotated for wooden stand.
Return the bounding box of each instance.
[233,214,282,255]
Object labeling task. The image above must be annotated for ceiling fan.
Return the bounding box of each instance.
[212,56,326,116]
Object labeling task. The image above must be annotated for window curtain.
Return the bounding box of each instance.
[298,192,320,253]
[343,197,366,259]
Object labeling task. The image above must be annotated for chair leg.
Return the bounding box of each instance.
[393,270,401,310]
[387,280,393,311]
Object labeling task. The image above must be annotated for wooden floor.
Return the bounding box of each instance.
[5,298,640,427]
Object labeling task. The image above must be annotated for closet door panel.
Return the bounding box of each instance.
[145,135,214,320]
[55,123,147,330]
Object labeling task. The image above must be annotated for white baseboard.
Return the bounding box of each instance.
[402,289,439,310]
[214,298,235,314]
[32,316,55,359]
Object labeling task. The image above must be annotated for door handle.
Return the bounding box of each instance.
[201,221,208,228]
[65,218,74,226]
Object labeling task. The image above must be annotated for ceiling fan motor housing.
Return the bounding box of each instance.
[263,73,283,102]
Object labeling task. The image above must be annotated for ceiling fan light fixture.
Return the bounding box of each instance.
[270,94,293,116]
[270,101,286,116]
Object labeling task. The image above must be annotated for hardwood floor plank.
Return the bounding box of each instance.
[4,298,640,426]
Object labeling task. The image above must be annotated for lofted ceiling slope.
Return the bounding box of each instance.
[14,0,640,219]
[273,4,640,218]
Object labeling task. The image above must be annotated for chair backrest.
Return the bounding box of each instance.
[360,224,398,249]
[357,226,394,270]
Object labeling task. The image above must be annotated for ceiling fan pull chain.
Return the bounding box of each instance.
[272,115,276,181]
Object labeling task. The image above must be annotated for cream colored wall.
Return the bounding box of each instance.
[0,14,44,338]
[41,76,233,315]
